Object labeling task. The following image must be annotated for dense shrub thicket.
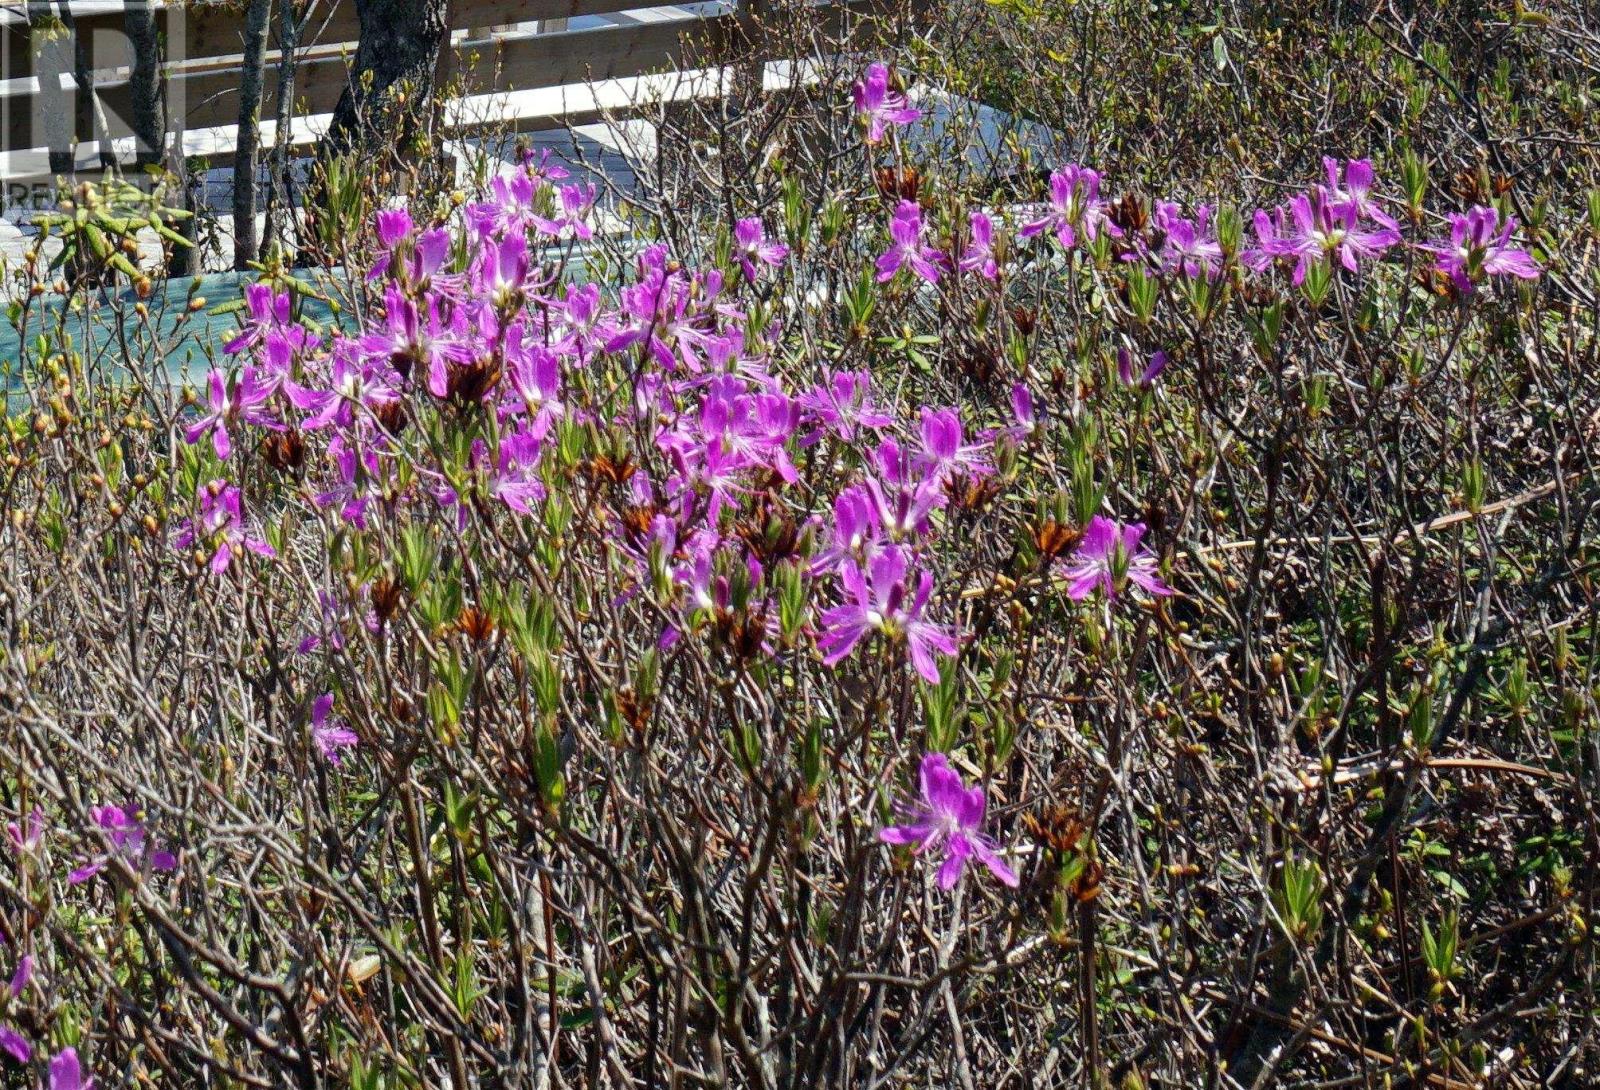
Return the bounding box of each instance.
[1,2,1598,1087]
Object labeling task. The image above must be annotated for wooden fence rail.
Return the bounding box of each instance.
[0,0,887,176]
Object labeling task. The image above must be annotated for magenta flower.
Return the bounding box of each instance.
[49,1047,93,1090]
[876,200,947,285]
[504,332,564,429]
[223,282,291,355]
[817,546,958,683]
[1117,347,1169,388]
[1242,205,1288,274]
[171,479,276,575]
[700,329,770,385]
[1151,201,1224,279]
[1020,164,1121,249]
[1060,516,1172,602]
[310,694,359,766]
[733,218,789,283]
[488,423,549,515]
[852,62,920,144]
[551,282,615,360]
[359,287,473,397]
[863,438,949,539]
[1274,189,1400,284]
[916,407,994,482]
[958,211,1000,280]
[880,753,1018,890]
[1422,205,1540,293]
[0,1026,27,1065]
[0,957,33,1062]
[468,170,539,237]
[311,436,375,529]
[68,804,178,884]
[810,484,883,575]
[532,182,597,241]
[369,220,454,289]
[295,587,380,655]
[6,808,44,854]
[1004,383,1036,443]
[183,367,282,460]
[9,956,32,1000]
[1323,157,1400,231]
[367,207,415,280]
[799,370,894,445]
[605,262,711,372]
[472,232,537,303]
[287,348,402,432]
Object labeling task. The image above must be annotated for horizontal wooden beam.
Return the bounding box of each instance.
[4,10,717,150]
[2,0,916,156]
[2,0,692,79]
[0,60,836,183]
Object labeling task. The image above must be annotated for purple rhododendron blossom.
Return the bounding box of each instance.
[532,183,597,241]
[1150,201,1225,280]
[817,546,958,683]
[1422,205,1540,293]
[916,407,994,482]
[1060,516,1173,602]
[288,348,402,433]
[798,370,894,445]
[810,484,884,576]
[1004,383,1036,443]
[1117,347,1169,388]
[224,283,292,355]
[1323,156,1400,231]
[0,1026,28,1065]
[184,367,283,460]
[880,753,1019,890]
[171,480,276,575]
[733,218,789,282]
[49,1047,93,1090]
[68,804,177,885]
[1272,189,1400,284]
[958,211,1000,280]
[310,694,359,766]
[6,808,44,854]
[1020,164,1121,250]
[876,200,947,285]
[852,62,920,143]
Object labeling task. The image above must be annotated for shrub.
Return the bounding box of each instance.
[2,9,1598,1087]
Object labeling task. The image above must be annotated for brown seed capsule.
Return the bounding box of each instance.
[456,605,495,643]
[585,452,638,487]
[370,577,404,623]
[1033,519,1079,561]
[261,429,305,471]
[1023,805,1087,855]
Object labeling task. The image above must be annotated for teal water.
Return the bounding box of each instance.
[2,271,341,407]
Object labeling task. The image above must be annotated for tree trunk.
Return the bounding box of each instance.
[69,9,117,171]
[122,1,164,168]
[233,0,272,270]
[323,0,451,160]
[32,2,74,176]
[262,0,305,260]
